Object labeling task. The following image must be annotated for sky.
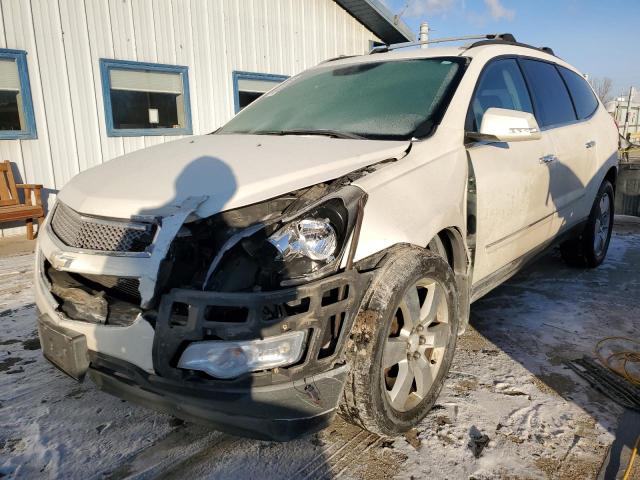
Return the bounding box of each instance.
[380,0,639,98]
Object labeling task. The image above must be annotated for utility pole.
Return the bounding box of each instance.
[623,86,633,138]
[419,22,429,48]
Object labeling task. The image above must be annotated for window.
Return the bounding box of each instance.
[467,58,533,131]
[557,66,599,120]
[100,59,192,136]
[0,49,36,139]
[519,59,577,128]
[232,71,288,113]
[221,58,466,140]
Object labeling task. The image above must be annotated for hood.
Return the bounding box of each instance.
[58,134,409,219]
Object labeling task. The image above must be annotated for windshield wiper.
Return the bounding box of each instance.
[253,129,364,140]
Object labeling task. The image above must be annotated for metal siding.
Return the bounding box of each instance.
[0,0,380,236]
[58,0,103,173]
[85,0,125,164]
[1,0,55,191]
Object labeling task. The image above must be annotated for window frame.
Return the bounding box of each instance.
[518,57,578,130]
[232,71,288,114]
[556,65,599,121]
[466,54,590,136]
[464,57,534,132]
[0,49,37,140]
[100,58,192,137]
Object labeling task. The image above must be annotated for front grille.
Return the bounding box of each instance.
[50,203,154,253]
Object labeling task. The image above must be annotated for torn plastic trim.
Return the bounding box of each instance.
[138,195,208,307]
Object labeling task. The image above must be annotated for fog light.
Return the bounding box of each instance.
[177,330,306,379]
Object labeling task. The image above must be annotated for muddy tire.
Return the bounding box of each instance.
[339,246,459,436]
[560,180,614,268]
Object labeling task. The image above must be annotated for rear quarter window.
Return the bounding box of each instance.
[520,59,577,128]
[558,66,599,120]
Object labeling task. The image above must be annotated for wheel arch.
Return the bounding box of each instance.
[604,165,618,191]
[427,227,471,333]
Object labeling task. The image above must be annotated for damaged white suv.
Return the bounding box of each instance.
[36,34,618,441]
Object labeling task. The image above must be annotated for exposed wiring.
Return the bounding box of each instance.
[595,336,640,387]
[622,435,639,480]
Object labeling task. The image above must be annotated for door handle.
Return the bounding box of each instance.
[585,140,596,149]
[539,154,557,164]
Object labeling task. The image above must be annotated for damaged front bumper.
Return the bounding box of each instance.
[88,351,348,441]
[35,221,373,440]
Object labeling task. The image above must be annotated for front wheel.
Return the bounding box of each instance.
[340,247,460,436]
[560,180,614,268]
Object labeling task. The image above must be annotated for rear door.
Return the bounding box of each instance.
[556,65,601,219]
[519,59,591,233]
[466,58,557,283]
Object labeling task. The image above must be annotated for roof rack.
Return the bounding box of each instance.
[370,33,556,57]
[369,33,516,53]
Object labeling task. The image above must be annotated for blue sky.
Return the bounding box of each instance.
[381,0,639,97]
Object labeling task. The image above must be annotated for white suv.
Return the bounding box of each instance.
[35,34,618,440]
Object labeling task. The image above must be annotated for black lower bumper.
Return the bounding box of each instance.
[89,352,347,441]
[38,268,372,441]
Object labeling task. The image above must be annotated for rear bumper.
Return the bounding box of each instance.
[88,351,347,441]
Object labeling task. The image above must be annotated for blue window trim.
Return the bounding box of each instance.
[0,49,37,140]
[99,58,192,137]
[232,71,288,113]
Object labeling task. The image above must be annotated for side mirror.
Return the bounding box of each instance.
[468,107,541,142]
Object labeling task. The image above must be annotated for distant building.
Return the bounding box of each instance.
[0,0,413,236]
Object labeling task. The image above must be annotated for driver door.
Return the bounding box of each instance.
[466,58,556,284]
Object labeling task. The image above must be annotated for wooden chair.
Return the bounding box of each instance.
[0,160,45,240]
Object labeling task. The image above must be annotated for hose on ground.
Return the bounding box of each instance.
[595,336,640,387]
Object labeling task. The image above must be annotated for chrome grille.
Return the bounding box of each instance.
[50,203,154,253]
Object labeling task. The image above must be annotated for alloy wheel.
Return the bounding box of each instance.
[381,278,451,412]
[593,193,611,257]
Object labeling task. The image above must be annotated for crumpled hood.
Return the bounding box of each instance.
[58,134,409,219]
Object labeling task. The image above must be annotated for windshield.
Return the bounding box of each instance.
[218,57,467,140]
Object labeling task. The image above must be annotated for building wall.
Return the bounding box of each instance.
[0,0,378,236]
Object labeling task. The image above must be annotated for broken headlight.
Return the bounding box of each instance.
[255,190,364,286]
[269,218,338,262]
[203,186,364,290]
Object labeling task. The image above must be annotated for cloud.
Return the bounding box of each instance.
[404,0,457,18]
[483,0,515,21]
[392,0,515,22]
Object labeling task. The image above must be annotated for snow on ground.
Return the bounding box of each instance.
[1,224,638,479]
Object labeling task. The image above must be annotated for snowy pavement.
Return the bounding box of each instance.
[1,223,639,479]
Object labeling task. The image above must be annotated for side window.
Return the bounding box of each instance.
[558,66,599,120]
[519,59,577,128]
[467,59,533,132]
[232,71,288,113]
[100,59,192,137]
[0,49,37,139]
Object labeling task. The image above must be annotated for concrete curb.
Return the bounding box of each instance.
[615,214,640,225]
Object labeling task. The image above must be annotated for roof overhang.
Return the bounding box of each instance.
[334,0,415,44]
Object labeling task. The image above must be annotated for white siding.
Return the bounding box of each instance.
[0,0,379,236]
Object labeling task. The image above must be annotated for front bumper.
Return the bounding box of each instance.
[36,232,372,439]
[89,351,347,441]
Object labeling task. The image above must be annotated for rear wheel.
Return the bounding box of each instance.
[560,180,614,268]
[340,247,459,436]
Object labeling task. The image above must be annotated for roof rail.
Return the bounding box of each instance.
[369,33,516,53]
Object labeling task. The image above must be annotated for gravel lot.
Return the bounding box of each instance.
[1,221,639,479]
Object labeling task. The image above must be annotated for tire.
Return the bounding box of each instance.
[339,246,460,436]
[560,180,614,268]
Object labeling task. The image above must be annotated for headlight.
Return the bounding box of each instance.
[177,331,306,379]
[202,186,365,290]
[268,217,338,262]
